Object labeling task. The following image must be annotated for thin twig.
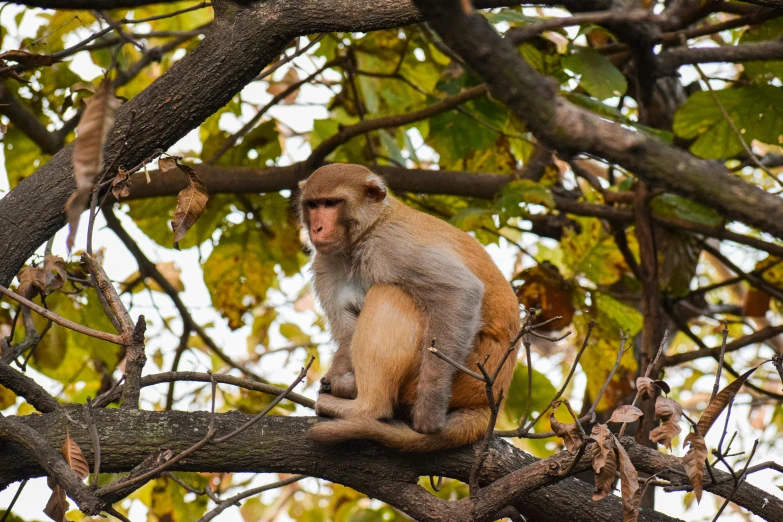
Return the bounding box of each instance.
[710,439,760,522]
[0,479,28,522]
[692,61,783,188]
[587,330,630,419]
[521,320,595,435]
[212,357,314,444]
[253,35,326,82]
[0,284,123,344]
[197,475,305,522]
[712,321,729,401]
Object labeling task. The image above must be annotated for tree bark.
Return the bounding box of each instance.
[0,408,688,522]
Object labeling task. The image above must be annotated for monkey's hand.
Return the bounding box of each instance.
[412,399,446,434]
[319,372,357,399]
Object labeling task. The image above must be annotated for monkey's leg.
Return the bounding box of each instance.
[315,284,423,420]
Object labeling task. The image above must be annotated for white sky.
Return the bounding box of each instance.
[0,4,781,522]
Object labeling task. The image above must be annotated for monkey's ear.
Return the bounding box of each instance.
[365,179,387,202]
[298,180,307,190]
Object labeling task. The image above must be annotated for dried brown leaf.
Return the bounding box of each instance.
[267,67,301,104]
[158,157,177,172]
[65,81,121,250]
[590,423,613,474]
[649,396,683,450]
[592,446,616,501]
[111,168,132,200]
[0,49,60,67]
[61,430,90,479]
[43,484,69,522]
[43,255,67,294]
[683,432,707,503]
[697,366,758,437]
[614,436,641,522]
[608,405,644,424]
[636,377,657,400]
[653,380,670,395]
[551,413,583,454]
[171,162,209,250]
[17,266,46,298]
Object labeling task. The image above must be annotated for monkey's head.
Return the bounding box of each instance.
[298,164,388,255]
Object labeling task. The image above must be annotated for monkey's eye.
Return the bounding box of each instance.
[305,201,317,209]
[324,199,341,208]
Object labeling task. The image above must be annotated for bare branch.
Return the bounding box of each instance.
[0,284,124,345]
[197,475,305,522]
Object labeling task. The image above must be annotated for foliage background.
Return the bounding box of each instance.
[0,2,782,521]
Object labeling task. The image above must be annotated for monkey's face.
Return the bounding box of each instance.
[303,198,347,255]
[298,164,389,256]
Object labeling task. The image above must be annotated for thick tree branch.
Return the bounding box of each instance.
[0,409,685,522]
[413,0,783,246]
[0,0,524,287]
[0,84,62,155]
[657,40,783,75]
[114,163,783,261]
[8,0,187,8]
[0,360,60,413]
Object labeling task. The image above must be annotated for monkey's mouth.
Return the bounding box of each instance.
[313,241,340,254]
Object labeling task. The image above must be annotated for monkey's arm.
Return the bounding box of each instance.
[402,254,484,433]
[319,306,360,400]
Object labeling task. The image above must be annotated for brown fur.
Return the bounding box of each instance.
[299,164,519,451]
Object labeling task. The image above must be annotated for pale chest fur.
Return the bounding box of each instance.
[312,256,371,339]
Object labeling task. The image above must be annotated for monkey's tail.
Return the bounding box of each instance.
[306,408,490,452]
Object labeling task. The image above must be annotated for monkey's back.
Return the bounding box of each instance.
[390,198,521,412]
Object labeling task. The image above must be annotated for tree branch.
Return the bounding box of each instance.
[0,360,60,413]
[413,0,783,245]
[7,0,188,8]
[658,40,783,76]
[0,84,62,155]
[0,0,527,287]
[0,409,687,522]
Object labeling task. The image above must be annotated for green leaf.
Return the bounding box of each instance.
[563,47,627,101]
[503,362,558,426]
[3,126,49,188]
[484,10,539,24]
[426,96,504,167]
[561,217,628,286]
[495,179,555,222]
[202,194,305,329]
[740,18,783,84]
[594,293,642,335]
[673,86,783,159]
[649,193,723,227]
[449,207,495,233]
[279,322,310,345]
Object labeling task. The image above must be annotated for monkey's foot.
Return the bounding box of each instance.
[412,402,446,434]
[320,372,357,399]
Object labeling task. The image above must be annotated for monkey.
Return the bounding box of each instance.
[299,163,520,451]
